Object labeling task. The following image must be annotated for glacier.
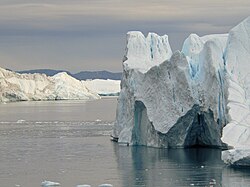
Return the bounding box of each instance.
[113,17,250,165]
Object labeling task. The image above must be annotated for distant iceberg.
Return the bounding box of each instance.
[41,180,60,187]
[84,79,120,96]
[0,67,121,102]
[113,17,250,166]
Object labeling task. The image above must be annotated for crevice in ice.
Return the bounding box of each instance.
[172,87,176,102]
[168,71,171,79]
[150,34,154,60]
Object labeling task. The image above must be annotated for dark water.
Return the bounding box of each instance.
[0,98,250,187]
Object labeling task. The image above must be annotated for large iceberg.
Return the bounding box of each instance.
[0,67,100,102]
[221,17,250,166]
[113,16,250,156]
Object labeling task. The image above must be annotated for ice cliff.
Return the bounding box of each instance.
[0,68,100,102]
[113,16,250,157]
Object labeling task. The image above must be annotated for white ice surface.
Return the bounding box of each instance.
[221,17,250,166]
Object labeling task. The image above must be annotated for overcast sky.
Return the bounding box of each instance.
[0,0,249,73]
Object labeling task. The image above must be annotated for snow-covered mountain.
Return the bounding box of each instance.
[0,67,100,102]
[113,17,250,166]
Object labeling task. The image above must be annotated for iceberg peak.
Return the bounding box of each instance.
[124,31,172,73]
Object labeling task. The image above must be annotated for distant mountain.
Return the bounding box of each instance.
[74,71,122,80]
[17,69,122,80]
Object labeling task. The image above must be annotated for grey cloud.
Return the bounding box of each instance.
[0,0,249,72]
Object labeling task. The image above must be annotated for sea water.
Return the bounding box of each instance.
[0,98,250,187]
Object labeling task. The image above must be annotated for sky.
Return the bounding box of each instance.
[0,0,249,73]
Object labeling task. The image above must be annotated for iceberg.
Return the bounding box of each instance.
[113,16,250,159]
[114,32,228,148]
[0,67,100,102]
[221,17,250,167]
[84,79,120,96]
[41,180,60,187]
[222,149,250,167]
[98,184,113,187]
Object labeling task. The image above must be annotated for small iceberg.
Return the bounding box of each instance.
[16,119,26,123]
[222,149,250,167]
[98,184,113,187]
[76,185,91,187]
[41,180,60,187]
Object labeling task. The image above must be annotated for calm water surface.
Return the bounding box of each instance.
[0,98,250,187]
[0,98,117,122]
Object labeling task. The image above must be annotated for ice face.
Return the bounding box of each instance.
[182,33,228,79]
[114,17,250,153]
[221,17,250,148]
[225,16,250,85]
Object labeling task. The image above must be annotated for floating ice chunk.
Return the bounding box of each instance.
[41,180,60,187]
[76,185,91,187]
[222,149,250,166]
[17,119,26,123]
[98,184,113,187]
[209,179,216,185]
